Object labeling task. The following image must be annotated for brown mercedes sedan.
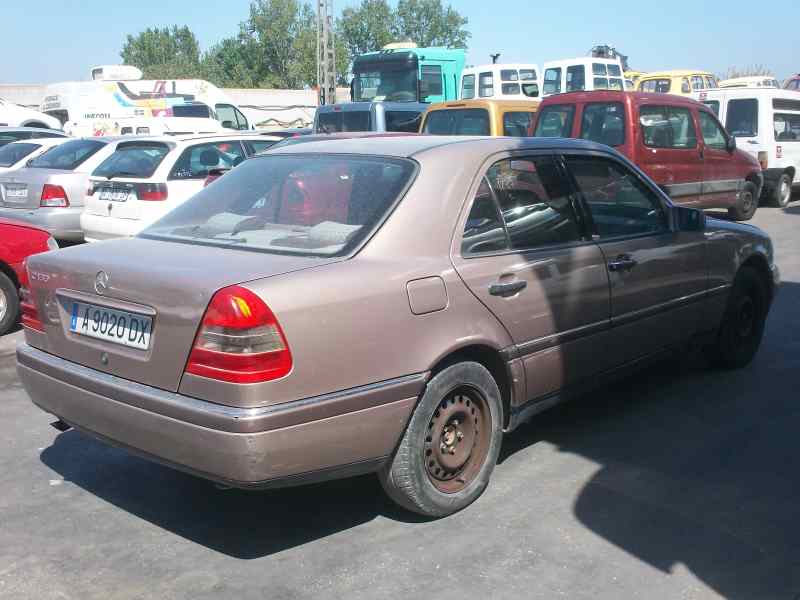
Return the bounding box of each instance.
[18,136,779,517]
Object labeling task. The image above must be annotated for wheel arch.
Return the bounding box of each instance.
[741,253,774,305]
[0,260,20,289]
[21,120,49,129]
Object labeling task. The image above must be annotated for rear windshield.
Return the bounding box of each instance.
[93,142,171,179]
[141,154,416,256]
[580,102,625,146]
[0,142,40,167]
[385,111,422,132]
[28,139,105,170]
[317,110,371,133]
[725,98,758,137]
[533,104,575,137]
[423,108,490,135]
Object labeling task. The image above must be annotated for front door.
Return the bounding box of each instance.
[452,153,612,402]
[563,153,708,364]
[697,109,740,208]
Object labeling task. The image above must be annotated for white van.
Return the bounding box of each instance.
[0,97,61,130]
[541,57,624,97]
[459,64,540,100]
[695,88,800,207]
[40,66,251,136]
[719,76,781,89]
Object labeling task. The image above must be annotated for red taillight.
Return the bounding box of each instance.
[40,184,68,208]
[185,285,292,383]
[136,183,168,201]
[19,260,43,332]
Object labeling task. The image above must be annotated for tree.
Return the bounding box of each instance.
[393,0,469,49]
[722,65,774,80]
[120,26,202,79]
[338,0,395,59]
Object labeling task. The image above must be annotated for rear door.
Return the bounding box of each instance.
[563,152,707,364]
[452,152,612,401]
[697,108,740,207]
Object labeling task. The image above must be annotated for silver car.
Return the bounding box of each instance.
[0,137,121,242]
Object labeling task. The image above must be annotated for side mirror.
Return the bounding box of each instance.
[726,135,737,153]
[673,205,706,232]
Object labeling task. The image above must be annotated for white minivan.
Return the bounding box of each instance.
[541,57,624,97]
[695,88,800,207]
[459,64,540,100]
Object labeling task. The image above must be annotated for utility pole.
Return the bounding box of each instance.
[317,0,336,105]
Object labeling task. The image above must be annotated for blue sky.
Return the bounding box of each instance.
[2,0,798,83]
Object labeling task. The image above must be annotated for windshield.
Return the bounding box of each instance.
[0,142,40,167]
[28,139,105,170]
[93,143,171,178]
[353,65,418,102]
[725,99,758,137]
[141,154,416,257]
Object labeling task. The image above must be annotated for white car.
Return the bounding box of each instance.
[0,97,62,130]
[0,138,71,174]
[81,133,282,241]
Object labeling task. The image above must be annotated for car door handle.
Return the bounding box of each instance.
[489,280,527,297]
[607,255,638,272]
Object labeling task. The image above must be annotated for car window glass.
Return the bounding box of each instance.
[503,111,533,136]
[641,79,671,93]
[93,143,171,178]
[698,111,728,150]
[486,157,581,249]
[479,72,494,97]
[533,104,575,137]
[385,111,422,132]
[519,69,537,81]
[607,65,622,77]
[608,78,623,91]
[233,107,249,130]
[639,105,697,148]
[170,141,246,179]
[593,77,609,90]
[317,110,371,133]
[421,65,443,100]
[566,156,667,238]
[705,76,717,89]
[501,70,519,82]
[521,83,539,98]
[501,83,521,95]
[461,74,476,99]
[543,68,562,95]
[0,142,40,167]
[592,63,607,76]
[703,100,720,116]
[580,102,625,146]
[461,178,509,255]
[566,65,586,92]
[773,113,800,141]
[691,76,705,90]
[725,99,758,137]
[215,104,238,129]
[681,78,691,94]
[423,109,490,136]
[242,139,278,154]
[28,139,105,170]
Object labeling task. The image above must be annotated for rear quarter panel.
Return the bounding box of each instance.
[0,223,50,283]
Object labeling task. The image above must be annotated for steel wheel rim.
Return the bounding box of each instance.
[0,287,7,323]
[741,191,754,213]
[780,179,791,204]
[424,386,491,494]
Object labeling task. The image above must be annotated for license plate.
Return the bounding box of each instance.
[99,188,129,202]
[4,184,27,198]
[69,302,152,350]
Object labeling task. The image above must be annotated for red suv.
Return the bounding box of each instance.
[532,91,764,220]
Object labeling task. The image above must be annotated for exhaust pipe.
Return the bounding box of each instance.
[50,419,72,432]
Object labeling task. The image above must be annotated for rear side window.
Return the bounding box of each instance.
[461,74,476,99]
[317,111,371,133]
[479,72,494,97]
[543,68,562,95]
[385,111,422,132]
[533,104,575,138]
[580,102,625,146]
[461,179,508,255]
[93,143,171,178]
[29,139,105,170]
[0,142,40,167]
[773,113,800,141]
[170,141,246,179]
[639,105,697,149]
[423,109,490,136]
[640,79,671,93]
[566,65,586,92]
[242,139,278,154]
[503,111,534,137]
[725,99,758,137]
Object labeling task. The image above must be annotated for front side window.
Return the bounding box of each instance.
[479,72,494,97]
[143,155,416,257]
[691,76,705,90]
[485,156,581,249]
[565,155,667,238]
[385,111,422,132]
[93,143,171,178]
[580,102,625,146]
[725,98,758,137]
[533,104,575,138]
[703,100,720,116]
[501,83,521,95]
[501,69,519,82]
[423,109,490,136]
[773,113,800,141]
[543,68,562,95]
[421,65,443,100]
[566,65,586,92]
[317,110,371,134]
[502,111,534,137]
[639,105,697,149]
[169,141,246,180]
[698,111,729,150]
[0,142,40,167]
[461,74,476,99]
[28,139,105,170]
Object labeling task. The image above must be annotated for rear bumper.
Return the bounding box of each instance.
[0,207,83,242]
[80,212,141,242]
[17,343,422,488]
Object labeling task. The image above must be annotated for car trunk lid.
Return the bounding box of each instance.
[25,237,340,392]
[0,168,82,209]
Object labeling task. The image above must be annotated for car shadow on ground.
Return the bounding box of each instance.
[40,282,800,595]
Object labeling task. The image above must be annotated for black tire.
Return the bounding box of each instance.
[0,271,20,336]
[768,173,792,208]
[728,181,758,221]
[378,361,503,518]
[708,266,768,369]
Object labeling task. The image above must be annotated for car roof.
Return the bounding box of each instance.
[426,99,540,111]
[0,126,68,135]
[539,90,704,108]
[641,70,712,78]
[317,102,427,112]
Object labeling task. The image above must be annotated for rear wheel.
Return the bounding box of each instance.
[708,266,768,369]
[0,272,20,336]
[378,361,503,517]
[768,173,792,208]
[728,182,758,221]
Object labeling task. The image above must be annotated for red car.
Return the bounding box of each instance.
[0,219,57,335]
[532,91,764,220]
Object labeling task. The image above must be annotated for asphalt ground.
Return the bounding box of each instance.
[1,202,799,600]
